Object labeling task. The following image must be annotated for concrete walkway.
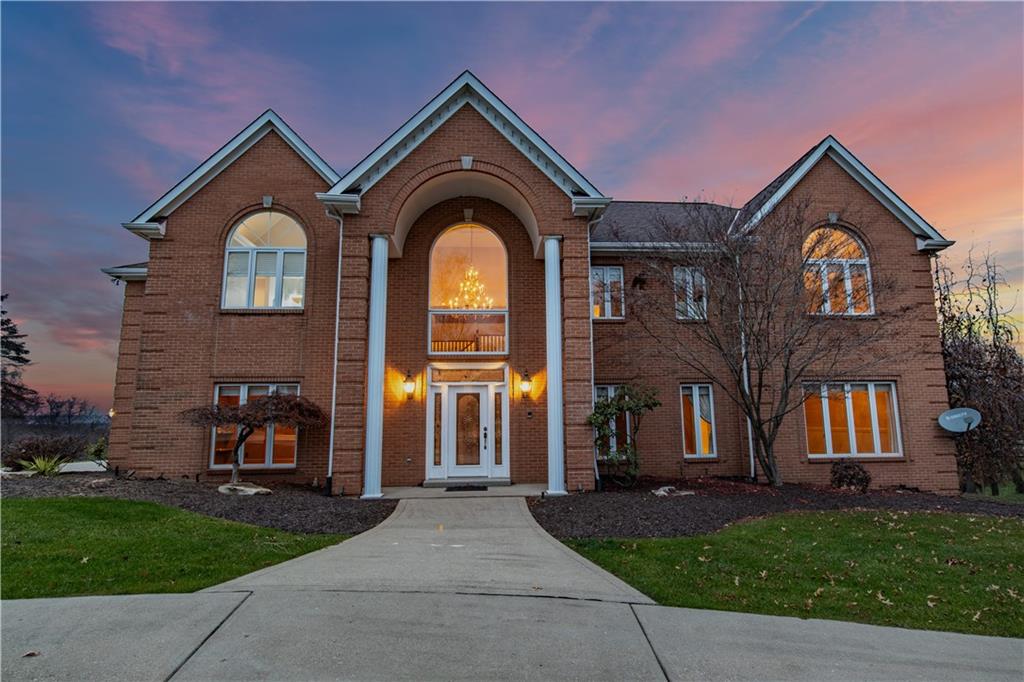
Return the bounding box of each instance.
[3,498,1022,681]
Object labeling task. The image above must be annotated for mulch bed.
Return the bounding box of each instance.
[529,477,1024,539]
[1,473,397,535]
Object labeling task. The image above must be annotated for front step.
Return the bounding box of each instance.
[422,478,512,488]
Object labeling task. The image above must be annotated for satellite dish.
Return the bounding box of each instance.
[938,407,982,433]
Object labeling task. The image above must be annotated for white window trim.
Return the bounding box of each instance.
[222,210,305,309]
[673,266,708,320]
[804,381,903,458]
[209,383,300,469]
[805,230,875,316]
[593,384,632,460]
[680,383,717,459]
[590,266,625,319]
[427,310,510,356]
[426,224,509,356]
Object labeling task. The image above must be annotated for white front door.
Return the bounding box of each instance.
[447,386,489,477]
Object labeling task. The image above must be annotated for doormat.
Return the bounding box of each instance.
[445,485,488,492]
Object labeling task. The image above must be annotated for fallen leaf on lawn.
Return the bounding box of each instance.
[876,591,893,606]
[927,599,936,608]
[698,556,710,562]
[734,576,740,587]
[972,611,982,622]
[814,587,825,597]
[759,570,768,580]
[80,557,89,564]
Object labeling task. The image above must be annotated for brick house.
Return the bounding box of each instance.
[102,71,960,496]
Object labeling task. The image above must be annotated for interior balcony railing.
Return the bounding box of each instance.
[428,311,508,355]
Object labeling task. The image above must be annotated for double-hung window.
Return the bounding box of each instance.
[680,384,716,457]
[591,266,624,319]
[674,267,707,320]
[210,383,300,469]
[593,385,631,459]
[803,382,901,457]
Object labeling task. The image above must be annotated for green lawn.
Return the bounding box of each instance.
[967,485,1024,505]
[568,511,1024,638]
[1,498,345,599]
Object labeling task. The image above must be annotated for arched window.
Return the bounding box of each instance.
[222,211,307,308]
[803,227,873,315]
[428,224,508,354]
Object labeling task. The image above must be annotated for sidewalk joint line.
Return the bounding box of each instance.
[164,591,252,681]
[630,603,670,681]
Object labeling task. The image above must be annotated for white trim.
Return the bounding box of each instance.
[129,110,339,228]
[324,71,606,201]
[101,264,148,282]
[680,384,717,459]
[590,265,625,320]
[208,383,301,470]
[744,136,951,251]
[803,381,904,458]
[805,229,875,316]
[122,222,165,241]
[589,241,720,253]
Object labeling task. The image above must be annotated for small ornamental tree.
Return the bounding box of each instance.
[586,384,661,486]
[182,393,327,484]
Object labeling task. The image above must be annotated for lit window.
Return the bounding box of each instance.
[593,385,631,459]
[803,227,873,315]
[591,266,624,319]
[210,383,300,468]
[222,211,307,309]
[429,224,508,354]
[803,382,901,457]
[674,267,707,320]
[681,384,716,457]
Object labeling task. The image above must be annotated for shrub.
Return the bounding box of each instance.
[17,455,66,476]
[2,435,86,470]
[830,461,872,493]
[85,436,108,461]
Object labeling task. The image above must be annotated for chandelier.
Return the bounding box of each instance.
[448,265,494,309]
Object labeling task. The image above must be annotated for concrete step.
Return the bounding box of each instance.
[422,478,512,488]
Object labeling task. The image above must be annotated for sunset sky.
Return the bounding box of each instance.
[2,2,1022,410]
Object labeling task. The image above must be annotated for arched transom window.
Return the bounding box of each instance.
[428,224,508,354]
[803,227,873,315]
[222,211,307,309]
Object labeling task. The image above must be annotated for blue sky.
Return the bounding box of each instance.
[3,2,1022,408]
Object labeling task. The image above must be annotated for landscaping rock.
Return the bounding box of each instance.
[652,486,695,497]
[1,470,35,479]
[218,483,272,496]
[85,478,112,489]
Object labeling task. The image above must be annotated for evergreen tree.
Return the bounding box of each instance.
[1,294,41,417]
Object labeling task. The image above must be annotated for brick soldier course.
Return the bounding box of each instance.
[103,71,959,496]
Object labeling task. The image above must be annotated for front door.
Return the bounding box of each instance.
[448,386,489,477]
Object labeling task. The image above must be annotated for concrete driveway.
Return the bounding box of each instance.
[3,497,1021,681]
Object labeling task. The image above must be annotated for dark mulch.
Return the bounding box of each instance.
[1,473,397,535]
[529,477,1024,539]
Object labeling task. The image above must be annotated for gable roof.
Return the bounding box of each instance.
[321,70,607,203]
[739,135,953,251]
[126,110,339,233]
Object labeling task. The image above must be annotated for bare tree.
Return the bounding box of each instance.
[615,199,915,486]
[182,393,327,484]
[935,251,1023,494]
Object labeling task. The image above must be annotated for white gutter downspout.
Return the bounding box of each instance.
[736,252,756,481]
[325,208,344,495]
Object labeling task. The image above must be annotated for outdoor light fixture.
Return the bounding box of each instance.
[519,371,532,395]
[403,371,416,396]
[108,408,116,419]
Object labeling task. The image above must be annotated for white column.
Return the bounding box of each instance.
[362,234,389,499]
[544,236,567,496]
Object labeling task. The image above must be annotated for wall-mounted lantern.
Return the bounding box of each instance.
[519,370,532,396]
[403,371,416,397]
[108,408,116,419]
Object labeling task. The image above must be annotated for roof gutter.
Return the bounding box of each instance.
[916,238,955,252]
[122,222,165,241]
[100,265,148,282]
[589,241,721,253]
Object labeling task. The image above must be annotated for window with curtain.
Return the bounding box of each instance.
[428,224,508,354]
[802,227,873,315]
[210,383,300,468]
[591,266,624,319]
[593,385,631,459]
[673,266,707,320]
[802,382,901,456]
[680,384,716,457]
[222,211,307,309]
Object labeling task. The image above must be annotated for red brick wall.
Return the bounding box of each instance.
[114,131,337,485]
[592,156,958,493]
[333,105,595,494]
